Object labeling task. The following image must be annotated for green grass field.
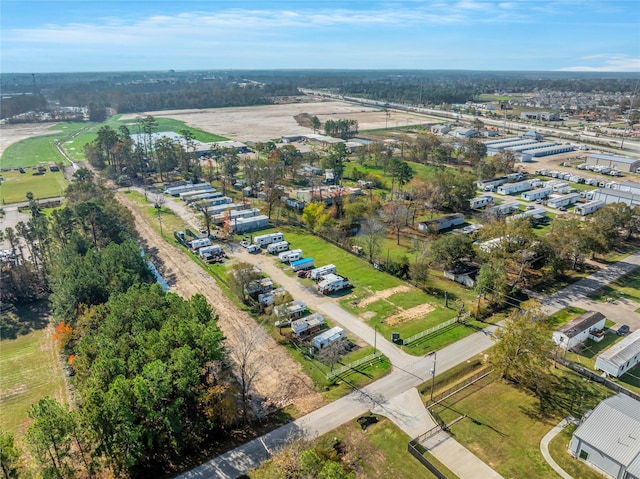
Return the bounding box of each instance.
[429,367,611,479]
[1,122,89,169]
[118,117,228,143]
[0,327,67,434]
[0,169,68,204]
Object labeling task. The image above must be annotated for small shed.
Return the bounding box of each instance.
[444,263,479,288]
[552,311,606,350]
[313,326,345,350]
[595,329,640,378]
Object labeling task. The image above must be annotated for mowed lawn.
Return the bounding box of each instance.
[0,327,67,434]
[430,368,611,479]
[2,122,87,169]
[0,169,68,204]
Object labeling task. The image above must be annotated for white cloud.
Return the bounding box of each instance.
[559,54,640,72]
[4,4,533,47]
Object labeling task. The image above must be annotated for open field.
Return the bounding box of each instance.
[0,122,60,158]
[0,310,67,434]
[1,122,87,169]
[0,169,68,204]
[430,367,611,479]
[119,100,430,142]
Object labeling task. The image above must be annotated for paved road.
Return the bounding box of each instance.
[177,322,498,479]
[541,251,640,316]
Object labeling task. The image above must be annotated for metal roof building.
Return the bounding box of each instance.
[586,154,640,173]
[592,188,640,207]
[595,329,640,378]
[569,394,640,479]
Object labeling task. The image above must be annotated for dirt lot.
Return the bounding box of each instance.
[116,192,323,416]
[119,100,428,142]
[0,122,59,158]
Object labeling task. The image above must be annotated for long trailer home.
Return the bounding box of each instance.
[575,200,606,216]
[522,187,554,201]
[470,195,494,209]
[418,213,464,233]
[166,182,211,197]
[233,215,270,233]
[497,181,531,195]
[547,193,581,209]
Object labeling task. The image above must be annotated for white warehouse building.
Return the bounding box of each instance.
[595,329,640,378]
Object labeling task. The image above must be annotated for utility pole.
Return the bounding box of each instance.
[428,351,437,401]
[374,324,377,354]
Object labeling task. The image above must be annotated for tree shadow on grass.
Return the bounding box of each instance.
[1,299,50,340]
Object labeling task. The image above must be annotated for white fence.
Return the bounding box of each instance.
[326,351,384,380]
[403,318,458,346]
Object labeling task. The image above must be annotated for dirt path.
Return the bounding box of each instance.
[116,192,322,415]
[357,285,412,308]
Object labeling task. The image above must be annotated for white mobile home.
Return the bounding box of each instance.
[552,311,606,350]
[212,208,261,225]
[488,202,521,217]
[310,264,337,281]
[190,238,212,251]
[470,196,493,209]
[313,326,345,350]
[317,274,350,294]
[254,232,285,246]
[291,314,325,338]
[291,258,314,271]
[547,193,581,209]
[233,215,270,233]
[418,213,465,233]
[179,187,216,201]
[496,181,531,195]
[595,329,640,378]
[166,182,211,197]
[521,187,553,201]
[279,249,302,263]
[267,241,290,254]
[575,200,605,216]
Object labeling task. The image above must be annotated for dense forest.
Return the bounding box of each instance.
[0,171,233,478]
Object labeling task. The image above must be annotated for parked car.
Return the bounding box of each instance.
[558,206,567,212]
[247,244,261,254]
[617,325,630,336]
[526,205,535,210]
[296,270,309,278]
[240,240,250,248]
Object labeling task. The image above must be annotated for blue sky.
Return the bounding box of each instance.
[2,0,639,72]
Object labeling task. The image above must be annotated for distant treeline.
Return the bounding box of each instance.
[0,93,48,119]
[1,70,638,117]
[52,80,299,113]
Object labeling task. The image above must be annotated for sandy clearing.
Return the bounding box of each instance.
[357,285,412,308]
[119,100,426,142]
[385,303,435,326]
[0,122,60,157]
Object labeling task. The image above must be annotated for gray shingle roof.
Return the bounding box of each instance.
[597,329,640,368]
[557,311,605,339]
[573,394,640,468]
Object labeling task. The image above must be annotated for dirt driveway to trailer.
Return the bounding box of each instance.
[0,122,60,157]
[116,192,323,416]
[119,100,427,142]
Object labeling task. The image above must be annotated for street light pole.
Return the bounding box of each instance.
[429,351,437,401]
[374,324,377,354]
